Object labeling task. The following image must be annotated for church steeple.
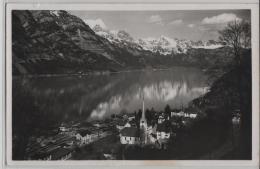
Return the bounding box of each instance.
[140,93,148,144]
[141,94,145,120]
[140,94,147,124]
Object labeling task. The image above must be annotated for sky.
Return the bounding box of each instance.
[69,10,250,41]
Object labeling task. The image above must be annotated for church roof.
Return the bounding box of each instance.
[120,127,140,137]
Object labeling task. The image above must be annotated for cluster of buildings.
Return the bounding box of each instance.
[75,129,111,146]
[117,96,200,150]
[32,147,73,161]
[26,133,76,160]
[27,120,114,160]
[118,98,173,149]
[232,110,241,126]
[26,98,199,160]
[171,111,197,118]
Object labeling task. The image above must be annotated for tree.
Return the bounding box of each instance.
[111,114,116,119]
[241,21,251,49]
[219,19,252,158]
[137,109,142,120]
[218,19,251,65]
[164,104,171,118]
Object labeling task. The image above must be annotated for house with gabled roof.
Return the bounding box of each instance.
[156,122,171,140]
[119,127,140,144]
[75,130,92,145]
[156,122,171,149]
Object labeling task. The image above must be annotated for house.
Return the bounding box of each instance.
[120,127,140,144]
[93,123,101,128]
[129,119,137,127]
[128,116,135,121]
[59,126,69,132]
[103,153,116,160]
[178,111,185,117]
[156,122,171,149]
[149,133,157,144]
[158,115,165,124]
[116,121,126,131]
[124,122,131,128]
[189,113,197,118]
[171,112,178,117]
[50,148,72,160]
[184,113,190,118]
[123,114,129,120]
[171,111,197,119]
[75,130,91,145]
[232,116,240,125]
[156,122,171,140]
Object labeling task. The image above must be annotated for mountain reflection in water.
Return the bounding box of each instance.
[90,80,208,120]
[13,67,209,126]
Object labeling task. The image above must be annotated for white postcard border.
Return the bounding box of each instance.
[4,2,259,168]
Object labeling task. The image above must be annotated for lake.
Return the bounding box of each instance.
[12,67,209,129]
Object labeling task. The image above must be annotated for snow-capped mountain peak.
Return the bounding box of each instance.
[84,19,107,30]
[117,30,134,42]
[88,22,223,55]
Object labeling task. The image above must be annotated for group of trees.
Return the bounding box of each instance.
[217,19,252,158]
[134,108,157,126]
[134,104,174,126]
[218,19,251,65]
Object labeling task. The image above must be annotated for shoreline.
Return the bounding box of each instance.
[12,66,207,78]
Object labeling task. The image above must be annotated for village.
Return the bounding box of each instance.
[25,98,242,160]
[25,98,200,160]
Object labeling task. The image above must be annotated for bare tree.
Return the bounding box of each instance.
[218,19,251,65]
[240,20,251,49]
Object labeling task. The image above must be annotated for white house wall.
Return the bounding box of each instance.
[120,136,140,144]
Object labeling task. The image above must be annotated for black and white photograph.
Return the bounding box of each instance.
[7,4,258,163]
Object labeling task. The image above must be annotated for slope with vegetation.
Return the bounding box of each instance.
[13,10,235,75]
[188,20,252,159]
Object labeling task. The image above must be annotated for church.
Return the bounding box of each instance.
[119,94,171,147]
[139,95,156,145]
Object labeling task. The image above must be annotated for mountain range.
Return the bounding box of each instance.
[91,24,223,55]
[12,10,233,75]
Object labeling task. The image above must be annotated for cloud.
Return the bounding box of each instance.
[169,19,183,25]
[188,24,195,28]
[201,13,242,24]
[147,15,163,25]
[198,24,227,34]
[84,18,107,29]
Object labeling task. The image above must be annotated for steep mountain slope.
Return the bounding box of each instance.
[12,10,148,75]
[12,10,233,75]
[188,49,252,159]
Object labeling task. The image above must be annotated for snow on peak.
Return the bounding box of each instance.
[50,10,61,17]
[84,18,107,30]
[117,30,134,42]
[138,37,223,55]
[86,19,223,55]
[139,36,180,55]
[158,35,177,48]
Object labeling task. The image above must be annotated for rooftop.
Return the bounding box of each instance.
[78,130,91,136]
[120,127,140,137]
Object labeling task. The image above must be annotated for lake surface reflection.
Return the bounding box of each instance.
[13,67,209,126]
